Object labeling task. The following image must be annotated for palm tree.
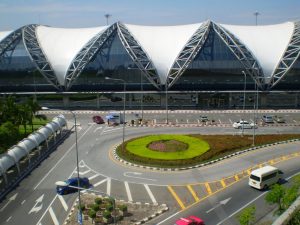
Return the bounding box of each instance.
[26,97,41,131]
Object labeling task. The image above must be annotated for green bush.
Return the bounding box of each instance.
[88,209,96,219]
[77,204,85,211]
[94,197,102,205]
[92,204,99,211]
[119,204,127,212]
[106,204,113,212]
[103,210,111,219]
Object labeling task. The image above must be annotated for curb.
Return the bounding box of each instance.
[112,139,300,171]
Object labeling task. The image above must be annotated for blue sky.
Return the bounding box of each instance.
[0,0,299,30]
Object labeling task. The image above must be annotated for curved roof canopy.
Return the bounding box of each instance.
[221,22,294,81]
[124,23,203,84]
[0,31,12,42]
[36,26,107,85]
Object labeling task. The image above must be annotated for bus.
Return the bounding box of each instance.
[249,165,283,190]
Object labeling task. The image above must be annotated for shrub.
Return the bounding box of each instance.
[103,210,111,219]
[106,204,113,212]
[92,204,99,211]
[119,204,127,212]
[94,197,102,205]
[88,209,96,219]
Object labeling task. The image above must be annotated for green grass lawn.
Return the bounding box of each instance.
[126,134,210,160]
[117,134,300,168]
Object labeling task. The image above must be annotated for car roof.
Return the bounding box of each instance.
[188,216,204,222]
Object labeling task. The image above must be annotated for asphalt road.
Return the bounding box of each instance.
[0,110,299,225]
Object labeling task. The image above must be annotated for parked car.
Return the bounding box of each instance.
[233,120,255,129]
[93,115,104,124]
[175,216,205,225]
[274,115,285,123]
[200,116,209,122]
[56,177,90,195]
[262,115,274,123]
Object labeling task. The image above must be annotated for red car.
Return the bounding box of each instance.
[175,216,205,225]
[92,115,104,124]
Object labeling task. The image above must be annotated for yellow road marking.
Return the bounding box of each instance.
[187,185,199,202]
[221,179,226,188]
[167,186,185,209]
[234,175,239,181]
[247,169,251,175]
[269,159,274,165]
[205,182,212,195]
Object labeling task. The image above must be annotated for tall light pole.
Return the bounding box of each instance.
[252,81,257,146]
[43,108,82,224]
[104,14,111,25]
[105,77,126,152]
[254,11,260,26]
[165,82,169,124]
[242,71,247,136]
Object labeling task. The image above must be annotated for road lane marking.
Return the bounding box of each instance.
[79,169,90,175]
[234,175,239,181]
[93,126,103,133]
[124,182,133,202]
[167,186,185,210]
[187,185,199,202]
[205,182,212,195]
[6,216,12,222]
[107,178,111,196]
[88,174,100,181]
[21,200,26,205]
[49,207,59,225]
[221,179,226,188]
[247,169,251,175]
[93,178,107,187]
[58,195,68,211]
[34,124,95,190]
[144,184,157,204]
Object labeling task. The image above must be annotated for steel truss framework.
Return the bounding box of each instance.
[167,21,211,88]
[117,22,161,89]
[0,27,24,64]
[268,21,300,89]
[212,22,265,89]
[23,25,60,90]
[65,24,117,90]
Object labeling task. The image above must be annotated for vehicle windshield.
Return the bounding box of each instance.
[250,174,260,182]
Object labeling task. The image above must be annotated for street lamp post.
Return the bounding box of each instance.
[105,77,126,152]
[55,182,116,225]
[241,71,247,136]
[254,11,260,26]
[165,82,169,124]
[42,107,82,224]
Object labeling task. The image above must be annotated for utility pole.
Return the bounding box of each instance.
[104,14,112,25]
[254,11,260,26]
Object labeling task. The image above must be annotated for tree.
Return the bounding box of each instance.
[26,97,41,131]
[0,121,19,154]
[238,205,256,225]
[282,186,298,210]
[265,184,286,212]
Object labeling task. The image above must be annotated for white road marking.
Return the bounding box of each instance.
[28,194,44,214]
[89,174,100,181]
[6,216,12,222]
[21,200,26,205]
[93,178,107,187]
[49,207,59,225]
[107,178,111,196]
[124,182,133,202]
[144,184,157,204]
[218,119,222,124]
[0,193,18,212]
[229,119,233,124]
[123,172,157,181]
[93,126,103,133]
[58,195,68,211]
[79,170,90,176]
[34,124,94,190]
[102,127,123,134]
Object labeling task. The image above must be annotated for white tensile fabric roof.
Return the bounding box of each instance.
[36,26,107,85]
[0,31,12,42]
[221,22,294,81]
[125,23,203,84]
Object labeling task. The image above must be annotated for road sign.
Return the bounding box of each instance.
[77,211,83,225]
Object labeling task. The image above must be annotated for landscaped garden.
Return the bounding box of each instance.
[116,134,300,168]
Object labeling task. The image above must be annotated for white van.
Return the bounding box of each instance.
[249,165,283,190]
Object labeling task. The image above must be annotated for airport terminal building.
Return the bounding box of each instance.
[0,20,299,109]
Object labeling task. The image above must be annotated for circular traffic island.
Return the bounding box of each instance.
[116,134,210,168]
